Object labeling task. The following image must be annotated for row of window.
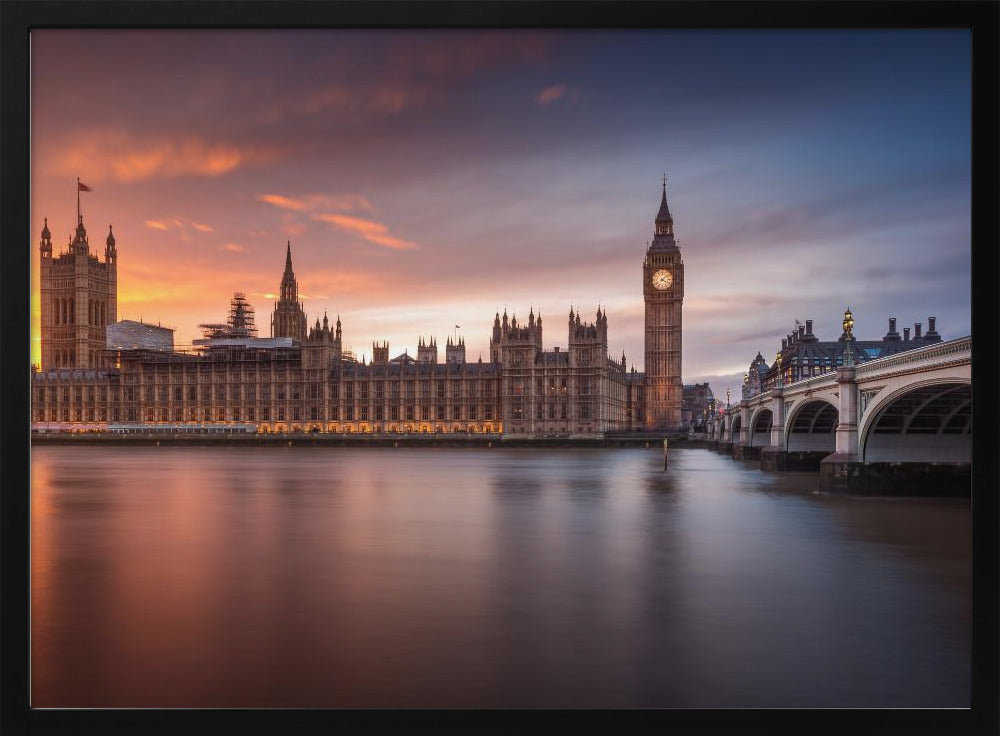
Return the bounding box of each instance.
[35,387,500,408]
[89,376,498,398]
[34,404,498,424]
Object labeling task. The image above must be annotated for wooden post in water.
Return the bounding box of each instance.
[663,437,669,470]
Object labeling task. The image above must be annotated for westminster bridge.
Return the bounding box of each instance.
[706,336,971,495]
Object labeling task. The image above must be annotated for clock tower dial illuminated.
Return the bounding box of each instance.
[651,268,673,290]
[642,177,684,430]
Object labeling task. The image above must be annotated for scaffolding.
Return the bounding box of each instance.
[196,292,259,343]
[229,292,257,338]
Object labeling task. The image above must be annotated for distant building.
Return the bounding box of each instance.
[742,316,945,398]
[682,383,714,429]
[106,320,174,352]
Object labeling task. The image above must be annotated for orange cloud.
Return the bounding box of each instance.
[256,193,373,212]
[47,129,275,183]
[144,217,216,233]
[363,232,419,251]
[537,84,568,105]
[257,193,307,211]
[313,213,387,236]
[312,213,419,250]
[221,243,246,253]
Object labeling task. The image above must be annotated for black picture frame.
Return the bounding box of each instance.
[2,2,997,734]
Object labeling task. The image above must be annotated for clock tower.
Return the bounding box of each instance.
[643,178,684,430]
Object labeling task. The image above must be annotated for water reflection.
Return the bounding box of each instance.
[31,446,969,708]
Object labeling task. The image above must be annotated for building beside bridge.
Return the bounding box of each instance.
[744,316,944,398]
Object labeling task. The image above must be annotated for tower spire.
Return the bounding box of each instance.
[652,174,674,238]
[656,175,672,226]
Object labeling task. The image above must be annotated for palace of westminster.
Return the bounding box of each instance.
[31,184,699,436]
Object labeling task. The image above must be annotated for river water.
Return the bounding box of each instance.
[30,445,970,708]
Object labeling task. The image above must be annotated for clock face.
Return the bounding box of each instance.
[651,269,673,290]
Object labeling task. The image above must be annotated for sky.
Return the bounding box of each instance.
[30,30,971,396]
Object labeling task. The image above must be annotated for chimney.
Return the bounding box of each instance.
[883,317,900,341]
[805,319,813,335]
[798,325,805,339]
[926,316,939,340]
[903,327,910,341]
[914,322,922,339]
[781,338,787,350]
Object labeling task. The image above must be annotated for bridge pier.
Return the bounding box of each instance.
[760,447,784,471]
[732,444,761,462]
[819,455,970,496]
[761,447,830,472]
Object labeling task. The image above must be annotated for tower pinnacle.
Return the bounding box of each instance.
[655,176,672,234]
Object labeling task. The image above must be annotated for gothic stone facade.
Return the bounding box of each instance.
[643,181,683,430]
[31,308,632,437]
[488,307,630,437]
[39,215,117,370]
[32,187,678,437]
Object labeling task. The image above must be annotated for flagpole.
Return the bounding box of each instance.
[76,177,80,223]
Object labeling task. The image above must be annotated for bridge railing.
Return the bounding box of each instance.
[853,335,971,377]
[780,371,838,394]
[744,336,972,398]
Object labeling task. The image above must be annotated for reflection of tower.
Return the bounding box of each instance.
[270,240,307,341]
[39,208,118,369]
[642,178,684,430]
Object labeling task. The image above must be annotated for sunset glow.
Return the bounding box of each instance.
[30,30,971,386]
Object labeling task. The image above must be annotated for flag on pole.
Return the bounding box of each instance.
[76,177,92,223]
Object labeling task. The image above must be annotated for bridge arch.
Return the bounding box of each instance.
[728,413,741,444]
[859,380,971,463]
[749,407,772,447]
[784,398,838,453]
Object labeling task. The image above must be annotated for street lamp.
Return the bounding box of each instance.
[726,387,730,408]
[842,306,855,367]
[743,372,749,399]
[775,350,783,388]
